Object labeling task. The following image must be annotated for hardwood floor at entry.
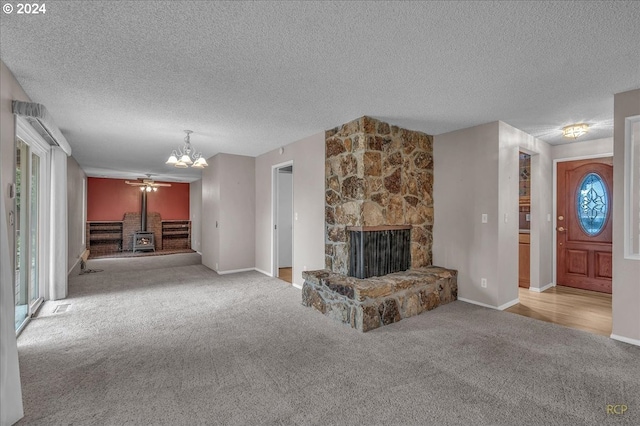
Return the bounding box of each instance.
[278,267,292,284]
[505,286,612,336]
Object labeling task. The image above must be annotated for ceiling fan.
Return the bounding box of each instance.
[125,174,171,192]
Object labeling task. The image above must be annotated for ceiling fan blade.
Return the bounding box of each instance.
[124,181,145,186]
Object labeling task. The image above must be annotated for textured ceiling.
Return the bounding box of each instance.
[1,1,639,182]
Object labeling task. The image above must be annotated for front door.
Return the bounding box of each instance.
[557,158,613,293]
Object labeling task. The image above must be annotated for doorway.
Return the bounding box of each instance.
[556,157,613,293]
[273,163,293,283]
[518,152,531,289]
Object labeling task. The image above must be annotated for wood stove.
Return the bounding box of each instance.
[133,231,155,253]
[132,190,155,252]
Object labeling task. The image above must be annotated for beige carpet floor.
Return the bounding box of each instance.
[15,253,640,425]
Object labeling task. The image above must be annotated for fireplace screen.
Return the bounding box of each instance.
[348,226,411,279]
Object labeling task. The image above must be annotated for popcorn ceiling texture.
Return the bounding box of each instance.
[325,116,434,274]
[2,2,638,181]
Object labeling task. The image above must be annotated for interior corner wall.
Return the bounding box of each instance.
[612,88,640,343]
[433,122,501,307]
[201,153,255,273]
[67,156,86,273]
[498,121,553,301]
[0,59,25,426]
[255,132,325,286]
[189,179,202,253]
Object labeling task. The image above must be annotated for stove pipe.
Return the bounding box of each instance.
[141,190,148,231]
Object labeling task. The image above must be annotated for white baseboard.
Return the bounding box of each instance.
[254,268,272,277]
[68,257,82,276]
[610,334,640,347]
[68,249,90,276]
[498,298,520,310]
[217,267,257,275]
[529,282,555,293]
[292,283,303,290]
[458,297,519,311]
[457,298,497,310]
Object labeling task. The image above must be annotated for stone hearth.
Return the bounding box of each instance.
[302,267,457,332]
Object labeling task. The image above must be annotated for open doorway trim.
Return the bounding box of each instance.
[271,160,294,279]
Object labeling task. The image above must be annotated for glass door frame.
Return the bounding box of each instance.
[15,117,50,334]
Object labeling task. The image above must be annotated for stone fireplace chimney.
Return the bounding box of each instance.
[325,116,433,276]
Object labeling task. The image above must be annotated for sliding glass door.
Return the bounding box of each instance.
[15,137,44,333]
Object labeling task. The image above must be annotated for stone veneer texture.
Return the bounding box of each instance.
[325,116,434,274]
[302,267,457,332]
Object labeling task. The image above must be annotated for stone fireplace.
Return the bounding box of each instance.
[303,116,455,332]
[325,116,433,274]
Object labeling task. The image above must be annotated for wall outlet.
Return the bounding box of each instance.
[295,212,298,221]
[504,213,508,223]
[303,265,307,271]
[215,262,218,270]
[481,278,487,288]
[481,214,488,223]
[547,214,551,222]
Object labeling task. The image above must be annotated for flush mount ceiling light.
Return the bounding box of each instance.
[165,130,209,168]
[562,123,589,139]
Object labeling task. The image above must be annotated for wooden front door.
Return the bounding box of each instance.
[557,158,613,293]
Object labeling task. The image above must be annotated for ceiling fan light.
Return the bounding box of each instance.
[166,154,178,164]
[195,157,208,167]
[140,187,145,191]
[191,162,204,169]
[562,123,589,139]
[153,187,158,192]
[175,161,188,168]
[146,186,152,192]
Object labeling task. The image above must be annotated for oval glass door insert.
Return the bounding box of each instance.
[576,172,609,236]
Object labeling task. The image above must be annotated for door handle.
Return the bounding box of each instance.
[557,226,566,232]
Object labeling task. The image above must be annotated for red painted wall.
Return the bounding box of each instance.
[87,177,190,221]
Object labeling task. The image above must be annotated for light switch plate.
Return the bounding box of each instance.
[481,214,488,223]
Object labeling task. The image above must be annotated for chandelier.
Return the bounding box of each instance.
[166,130,209,168]
[562,123,589,139]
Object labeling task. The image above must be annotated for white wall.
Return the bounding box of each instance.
[201,153,255,273]
[552,137,613,160]
[0,59,25,425]
[67,156,86,274]
[612,89,640,344]
[277,171,293,268]
[219,154,255,272]
[255,132,325,287]
[189,179,202,253]
[201,155,220,270]
[433,121,553,309]
[433,122,501,307]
